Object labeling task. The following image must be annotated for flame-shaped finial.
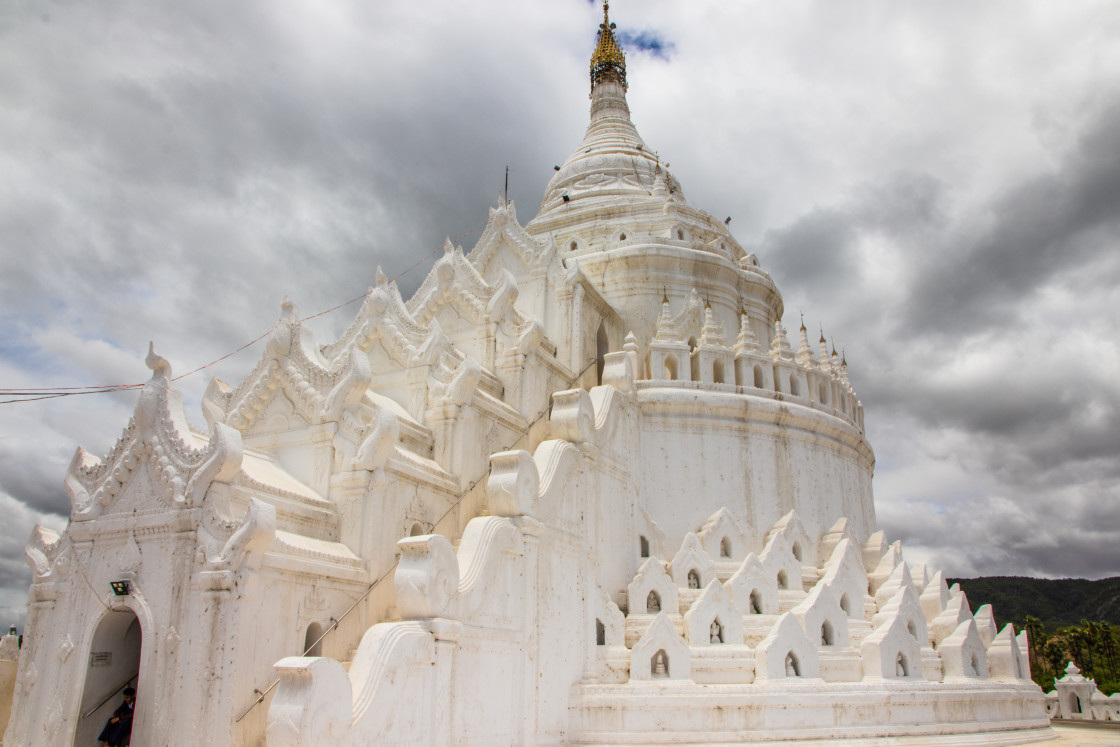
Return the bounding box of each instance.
[280,296,298,320]
[146,342,171,380]
[590,0,626,91]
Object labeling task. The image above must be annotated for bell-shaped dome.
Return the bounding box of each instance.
[531,2,687,225]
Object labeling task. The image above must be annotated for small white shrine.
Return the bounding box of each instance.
[7,4,1051,745]
[1045,661,1120,722]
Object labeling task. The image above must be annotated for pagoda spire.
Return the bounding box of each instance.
[591,1,627,92]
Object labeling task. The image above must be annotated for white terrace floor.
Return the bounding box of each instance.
[1046,723,1120,745]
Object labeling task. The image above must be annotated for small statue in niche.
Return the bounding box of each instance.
[687,570,700,589]
[646,591,660,614]
[749,592,762,615]
[709,620,723,644]
[784,652,798,677]
[652,649,669,678]
[896,653,907,677]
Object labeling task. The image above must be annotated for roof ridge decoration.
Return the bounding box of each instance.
[406,239,491,325]
[64,344,244,518]
[320,274,461,382]
[654,289,705,342]
[205,301,335,433]
[467,200,555,277]
[591,1,626,92]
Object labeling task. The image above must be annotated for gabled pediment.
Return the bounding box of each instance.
[726,552,778,616]
[930,589,974,646]
[760,532,801,593]
[697,507,747,562]
[204,300,338,434]
[874,560,916,607]
[792,581,850,649]
[685,579,743,646]
[765,510,813,568]
[920,570,951,624]
[65,345,243,521]
[669,532,715,589]
[323,273,459,377]
[467,201,556,282]
[407,239,491,327]
[871,584,929,646]
[819,538,869,620]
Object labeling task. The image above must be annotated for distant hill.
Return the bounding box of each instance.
[947,576,1120,630]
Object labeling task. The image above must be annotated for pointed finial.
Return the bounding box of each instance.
[280,296,298,321]
[145,342,172,379]
[375,265,388,288]
[443,236,454,254]
[590,0,627,91]
[841,348,847,366]
[663,287,669,305]
[819,325,826,344]
[800,312,806,332]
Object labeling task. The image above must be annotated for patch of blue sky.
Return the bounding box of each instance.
[617,31,675,61]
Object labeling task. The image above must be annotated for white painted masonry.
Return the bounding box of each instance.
[6,5,1051,746]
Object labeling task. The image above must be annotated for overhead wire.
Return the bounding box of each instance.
[0,220,487,406]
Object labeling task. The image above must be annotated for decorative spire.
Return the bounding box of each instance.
[769,319,794,362]
[796,322,815,368]
[735,310,760,356]
[590,1,627,92]
[700,303,723,346]
[654,293,675,341]
[818,328,832,372]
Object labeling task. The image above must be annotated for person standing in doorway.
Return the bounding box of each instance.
[97,686,135,747]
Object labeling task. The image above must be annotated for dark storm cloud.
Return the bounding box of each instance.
[0,0,586,387]
[879,476,1120,580]
[0,440,69,516]
[760,172,947,297]
[1,0,1118,632]
[905,98,1120,335]
[0,0,604,625]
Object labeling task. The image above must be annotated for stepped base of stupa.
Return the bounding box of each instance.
[570,681,1051,745]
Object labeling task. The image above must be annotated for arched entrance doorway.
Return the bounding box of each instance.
[75,608,142,746]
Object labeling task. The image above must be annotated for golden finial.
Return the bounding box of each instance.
[799,312,806,332]
[591,0,627,91]
[819,325,826,344]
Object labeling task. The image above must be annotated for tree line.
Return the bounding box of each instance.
[1021,616,1120,695]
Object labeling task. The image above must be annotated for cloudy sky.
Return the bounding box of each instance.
[2,0,1118,627]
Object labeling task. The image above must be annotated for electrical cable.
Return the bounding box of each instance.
[0,221,486,406]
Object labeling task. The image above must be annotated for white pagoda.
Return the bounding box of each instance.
[8,4,1050,745]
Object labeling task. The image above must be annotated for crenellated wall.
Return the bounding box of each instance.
[264,374,1046,746]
